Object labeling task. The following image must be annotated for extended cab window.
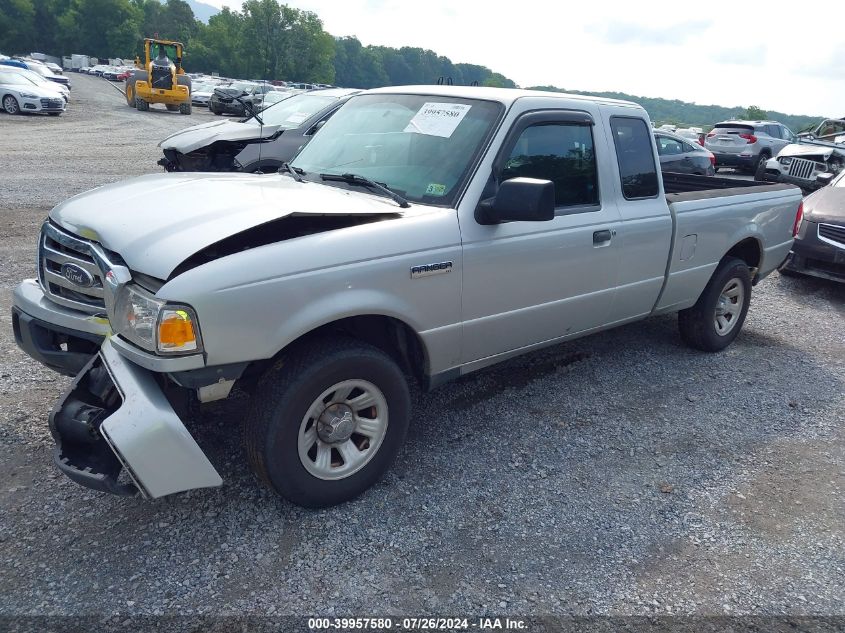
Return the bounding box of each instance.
[610,117,659,199]
[501,123,599,209]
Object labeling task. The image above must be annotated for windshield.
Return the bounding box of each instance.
[292,93,503,205]
[253,92,337,127]
[29,64,54,77]
[0,71,31,86]
[226,81,256,92]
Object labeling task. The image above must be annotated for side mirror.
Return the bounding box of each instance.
[475,177,555,225]
[307,119,327,136]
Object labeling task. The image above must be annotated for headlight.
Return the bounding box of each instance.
[779,157,793,166]
[113,284,202,355]
[20,92,38,99]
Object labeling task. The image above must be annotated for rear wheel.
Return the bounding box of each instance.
[3,95,20,115]
[754,155,769,181]
[125,80,135,106]
[242,336,411,508]
[179,101,191,115]
[678,257,752,352]
[751,152,770,177]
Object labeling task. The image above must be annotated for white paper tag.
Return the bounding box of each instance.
[285,112,309,124]
[404,102,472,138]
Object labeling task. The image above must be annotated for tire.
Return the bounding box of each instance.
[242,336,411,508]
[135,97,149,111]
[179,101,191,115]
[165,104,179,112]
[678,257,752,352]
[125,80,135,106]
[3,94,20,115]
[751,152,770,177]
[210,104,220,115]
[754,157,768,181]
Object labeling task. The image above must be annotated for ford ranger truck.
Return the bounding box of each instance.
[11,86,803,507]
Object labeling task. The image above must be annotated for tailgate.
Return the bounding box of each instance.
[707,124,755,154]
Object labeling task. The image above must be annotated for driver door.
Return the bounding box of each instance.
[459,108,622,363]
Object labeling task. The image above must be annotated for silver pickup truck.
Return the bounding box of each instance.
[11,86,803,508]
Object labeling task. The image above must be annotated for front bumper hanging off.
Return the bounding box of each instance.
[50,338,222,498]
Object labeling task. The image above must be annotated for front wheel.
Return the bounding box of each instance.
[242,337,411,508]
[179,101,191,115]
[678,257,752,352]
[3,95,20,114]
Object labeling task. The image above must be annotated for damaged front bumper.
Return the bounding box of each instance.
[50,337,222,498]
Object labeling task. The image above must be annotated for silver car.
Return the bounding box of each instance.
[654,131,715,176]
[705,120,795,173]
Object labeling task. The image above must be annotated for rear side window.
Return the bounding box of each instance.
[656,135,685,155]
[610,117,659,199]
[501,122,599,209]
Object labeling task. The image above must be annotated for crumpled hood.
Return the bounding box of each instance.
[49,172,403,279]
[803,183,845,224]
[778,143,845,160]
[159,119,281,154]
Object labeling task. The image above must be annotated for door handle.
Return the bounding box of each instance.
[593,229,612,244]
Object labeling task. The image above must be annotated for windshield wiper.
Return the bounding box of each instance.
[279,162,305,182]
[319,173,410,208]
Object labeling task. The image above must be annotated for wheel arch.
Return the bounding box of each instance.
[243,314,430,390]
[723,236,762,280]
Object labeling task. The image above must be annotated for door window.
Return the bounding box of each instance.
[655,135,685,156]
[501,122,599,210]
[610,117,659,199]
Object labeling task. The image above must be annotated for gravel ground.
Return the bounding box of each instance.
[0,75,843,622]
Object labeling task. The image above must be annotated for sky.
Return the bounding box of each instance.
[202,0,843,116]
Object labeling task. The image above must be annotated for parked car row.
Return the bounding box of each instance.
[0,57,70,116]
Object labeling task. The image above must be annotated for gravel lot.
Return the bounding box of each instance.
[1,75,843,623]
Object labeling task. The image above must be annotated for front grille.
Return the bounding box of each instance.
[38,223,106,314]
[787,158,818,181]
[818,223,845,248]
[40,98,63,109]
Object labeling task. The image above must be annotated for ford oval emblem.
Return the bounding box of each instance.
[60,263,94,288]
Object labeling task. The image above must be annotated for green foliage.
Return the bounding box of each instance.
[0,0,826,131]
[528,86,823,133]
[745,105,767,120]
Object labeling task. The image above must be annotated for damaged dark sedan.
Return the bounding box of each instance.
[780,169,845,283]
[158,88,360,173]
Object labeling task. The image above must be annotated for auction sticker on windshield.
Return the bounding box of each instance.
[404,102,471,138]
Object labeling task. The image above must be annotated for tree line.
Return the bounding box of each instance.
[0,0,515,87]
[529,86,823,133]
[0,0,823,126]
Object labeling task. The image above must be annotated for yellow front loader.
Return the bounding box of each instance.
[125,38,192,114]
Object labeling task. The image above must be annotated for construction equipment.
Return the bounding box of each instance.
[125,38,191,114]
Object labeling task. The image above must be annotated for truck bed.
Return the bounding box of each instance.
[662,172,796,198]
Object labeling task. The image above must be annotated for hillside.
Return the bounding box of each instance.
[527,86,825,132]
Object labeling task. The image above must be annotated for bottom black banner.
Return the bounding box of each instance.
[0,616,843,633]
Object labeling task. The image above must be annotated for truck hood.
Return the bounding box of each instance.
[778,143,845,160]
[159,119,280,154]
[49,173,404,279]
